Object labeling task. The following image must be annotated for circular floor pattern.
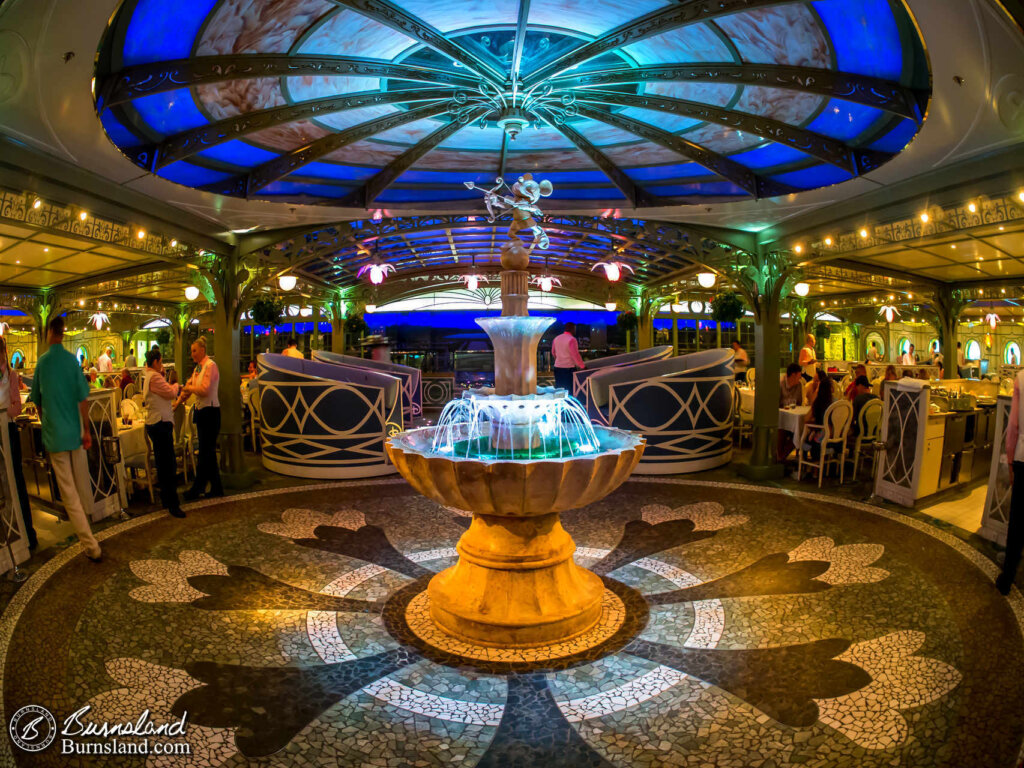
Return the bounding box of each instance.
[3,478,1024,767]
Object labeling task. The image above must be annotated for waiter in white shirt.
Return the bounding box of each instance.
[97,348,113,373]
[900,343,917,366]
[552,322,585,392]
[143,348,184,518]
[174,336,223,500]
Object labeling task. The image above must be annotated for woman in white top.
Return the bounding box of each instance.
[143,348,184,518]
[798,334,817,381]
[731,340,749,382]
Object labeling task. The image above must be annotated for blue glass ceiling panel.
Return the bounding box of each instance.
[539,188,625,200]
[157,162,233,186]
[807,99,883,142]
[132,90,209,136]
[395,170,499,185]
[122,0,219,66]
[260,181,354,198]
[504,171,612,183]
[770,165,854,189]
[812,0,903,80]
[296,163,378,181]
[731,144,811,170]
[868,119,919,153]
[376,188,483,202]
[100,110,144,148]
[197,141,278,168]
[625,164,706,181]
[648,182,746,197]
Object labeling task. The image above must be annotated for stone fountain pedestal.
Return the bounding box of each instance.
[386,241,644,648]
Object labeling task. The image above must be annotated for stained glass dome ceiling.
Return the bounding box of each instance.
[94,0,930,210]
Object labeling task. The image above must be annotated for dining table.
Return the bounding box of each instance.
[738,388,813,435]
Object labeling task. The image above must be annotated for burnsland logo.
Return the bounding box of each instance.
[9,704,191,756]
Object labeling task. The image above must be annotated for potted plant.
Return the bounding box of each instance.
[616,310,638,351]
[250,295,285,350]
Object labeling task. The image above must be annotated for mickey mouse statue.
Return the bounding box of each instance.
[464,173,554,249]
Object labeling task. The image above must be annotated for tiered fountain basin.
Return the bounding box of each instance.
[386,399,644,648]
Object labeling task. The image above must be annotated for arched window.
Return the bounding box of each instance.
[76,346,88,365]
[10,349,24,368]
[928,338,940,355]
[1005,342,1021,365]
[865,332,885,359]
[897,337,911,357]
[966,339,981,361]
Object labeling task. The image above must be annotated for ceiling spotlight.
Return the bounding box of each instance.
[824,237,833,247]
[919,213,929,224]
[793,245,803,255]
[697,272,716,288]
[968,202,977,213]
[364,303,376,314]
[170,239,177,248]
[604,301,617,312]
[1019,191,1024,203]
[184,285,200,301]
[32,199,41,209]
[78,211,87,221]
[278,274,297,291]
[859,228,869,239]
[78,299,85,307]
[794,282,810,297]
[136,229,146,239]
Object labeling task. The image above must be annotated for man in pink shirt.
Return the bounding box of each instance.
[552,322,585,392]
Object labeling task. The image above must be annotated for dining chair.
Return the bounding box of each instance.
[122,428,156,504]
[733,387,753,447]
[797,399,854,487]
[124,383,137,399]
[745,367,756,388]
[249,386,262,453]
[849,398,883,480]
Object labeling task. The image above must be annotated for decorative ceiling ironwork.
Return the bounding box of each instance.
[94,0,929,209]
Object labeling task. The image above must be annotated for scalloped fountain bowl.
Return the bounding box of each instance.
[386,419,644,648]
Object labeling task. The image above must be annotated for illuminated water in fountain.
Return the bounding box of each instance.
[431,387,600,460]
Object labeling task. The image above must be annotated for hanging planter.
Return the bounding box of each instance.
[250,295,285,327]
[616,310,638,333]
[710,291,745,324]
[346,313,369,338]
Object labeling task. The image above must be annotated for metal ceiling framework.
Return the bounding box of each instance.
[93,0,929,208]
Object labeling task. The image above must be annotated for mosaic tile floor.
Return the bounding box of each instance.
[3,478,1023,767]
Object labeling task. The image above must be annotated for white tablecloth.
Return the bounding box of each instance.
[118,422,148,458]
[779,405,811,435]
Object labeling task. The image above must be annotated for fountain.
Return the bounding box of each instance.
[386,175,645,648]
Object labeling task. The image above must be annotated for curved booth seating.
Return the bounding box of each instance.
[312,351,422,421]
[572,345,673,409]
[587,349,735,474]
[257,353,403,479]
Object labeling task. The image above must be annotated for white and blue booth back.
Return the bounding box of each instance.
[572,346,673,412]
[257,353,402,479]
[586,349,735,474]
[313,350,422,420]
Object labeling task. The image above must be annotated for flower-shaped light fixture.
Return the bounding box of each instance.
[985,312,1000,330]
[878,304,901,324]
[278,274,297,291]
[462,274,486,291]
[357,262,395,286]
[531,275,561,293]
[88,311,110,331]
[184,286,200,301]
[591,258,634,283]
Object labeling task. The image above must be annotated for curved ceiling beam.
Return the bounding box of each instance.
[339,108,488,208]
[202,102,454,197]
[537,109,654,208]
[574,91,893,174]
[326,0,506,86]
[572,104,795,198]
[96,55,479,110]
[549,64,927,122]
[128,89,459,172]
[522,0,796,87]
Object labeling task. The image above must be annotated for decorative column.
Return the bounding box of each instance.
[928,287,968,379]
[636,293,656,350]
[172,304,193,381]
[328,295,347,354]
[730,250,801,481]
[29,290,61,356]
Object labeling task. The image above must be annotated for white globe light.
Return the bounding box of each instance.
[184,285,200,301]
[539,276,553,292]
[364,304,376,313]
[604,301,617,312]
[671,302,685,314]
[299,306,313,317]
[690,300,704,314]
[794,282,810,297]
[279,274,297,291]
[697,272,716,288]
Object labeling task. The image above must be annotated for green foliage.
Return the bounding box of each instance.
[250,295,285,326]
[616,310,638,332]
[710,291,746,324]
[154,328,171,347]
[814,321,831,339]
[346,313,369,338]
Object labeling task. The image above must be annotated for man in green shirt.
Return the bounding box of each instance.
[29,316,102,561]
